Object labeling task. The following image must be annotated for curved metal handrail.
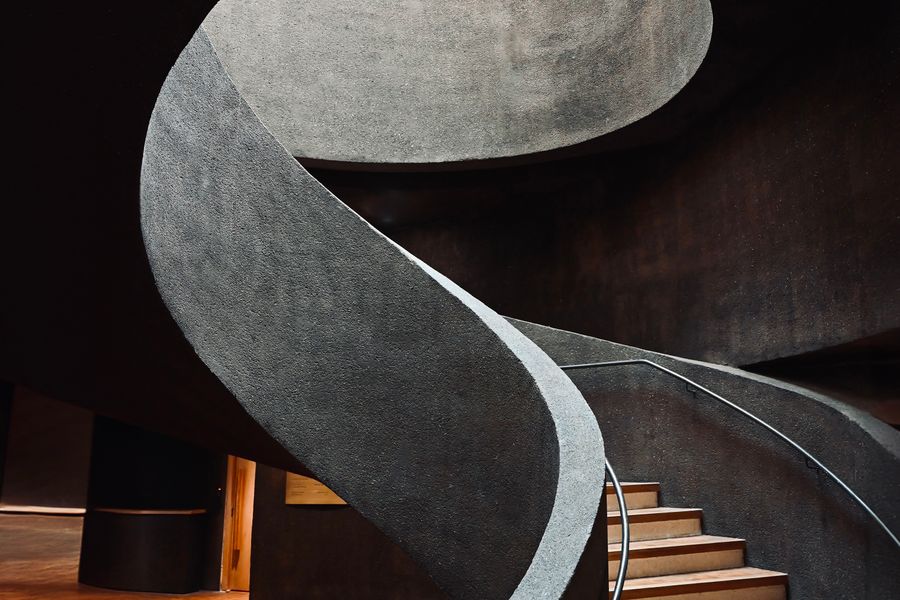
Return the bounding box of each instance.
[605,461,629,600]
[561,359,900,549]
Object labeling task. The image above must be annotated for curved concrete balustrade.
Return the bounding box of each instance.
[509,318,900,600]
[141,30,605,600]
[202,0,713,163]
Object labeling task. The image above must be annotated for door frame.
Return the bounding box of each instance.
[220,455,256,591]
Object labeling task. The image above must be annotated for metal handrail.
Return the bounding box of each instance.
[560,359,900,549]
[605,461,629,600]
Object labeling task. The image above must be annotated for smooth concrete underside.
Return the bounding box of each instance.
[202,0,713,163]
[140,30,604,600]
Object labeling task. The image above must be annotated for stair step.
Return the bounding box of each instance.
[606,482,660,510]
[608,567,788,599]
[607,535,745,581]
[608,507,703,543]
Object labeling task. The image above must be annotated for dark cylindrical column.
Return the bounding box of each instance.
[78,416,225,593]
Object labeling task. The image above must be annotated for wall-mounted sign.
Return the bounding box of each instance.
[285,472,347,505]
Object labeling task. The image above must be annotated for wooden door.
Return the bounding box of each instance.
[221,456,256,591]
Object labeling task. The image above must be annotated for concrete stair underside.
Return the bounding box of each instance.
[605,483,787,599]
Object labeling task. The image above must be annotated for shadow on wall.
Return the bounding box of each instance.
[747,328,900,427]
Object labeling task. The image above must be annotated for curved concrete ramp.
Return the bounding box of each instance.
[140,30,604,599]
[509,317,900,600]
[202,0,713,163]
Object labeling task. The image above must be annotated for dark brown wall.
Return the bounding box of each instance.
[552,7,899,365]
[0,386,93,507]
[321,2,900,367]
[3,0,306,479]
[249,464,446,600]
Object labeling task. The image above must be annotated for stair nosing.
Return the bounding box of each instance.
[605,482,660,494]
[609,568,788,599]
[608,507,703,525]
[608,535,745,560]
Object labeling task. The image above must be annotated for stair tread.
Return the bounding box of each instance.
[609,534,745,555]
[606,482,660,493]
[608,507,702,522]
[610,567,788,592]
[609,507,699,516]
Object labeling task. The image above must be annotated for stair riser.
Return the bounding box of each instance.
[608,490,659,511]
[604,484,788,600]
[608,547,744,580]
[608,516,701,543]
[614,584,786,600]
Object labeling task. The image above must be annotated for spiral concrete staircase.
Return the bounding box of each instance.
[5,1,899,598]
[141,27,609,600]
[514,318,900,600]
[134,1,718,596]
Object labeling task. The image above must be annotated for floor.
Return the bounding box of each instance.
[0,514,248,600]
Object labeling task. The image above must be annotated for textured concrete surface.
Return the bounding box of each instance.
[141,30,604,600]
[250,464,448,600]
[510,317,900,600]
[202,0,712,163]
[375,4,900,366]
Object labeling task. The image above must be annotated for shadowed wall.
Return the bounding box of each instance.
[0,387,93,508]
[322,2,900,366]
[249,464,447,600]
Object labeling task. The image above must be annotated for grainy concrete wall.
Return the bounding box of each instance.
[249,464,610,600]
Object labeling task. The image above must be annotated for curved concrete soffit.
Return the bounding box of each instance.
[140,29,604,600]
[202,0,714,163]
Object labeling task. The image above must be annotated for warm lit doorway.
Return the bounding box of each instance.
[221,456,256,592]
